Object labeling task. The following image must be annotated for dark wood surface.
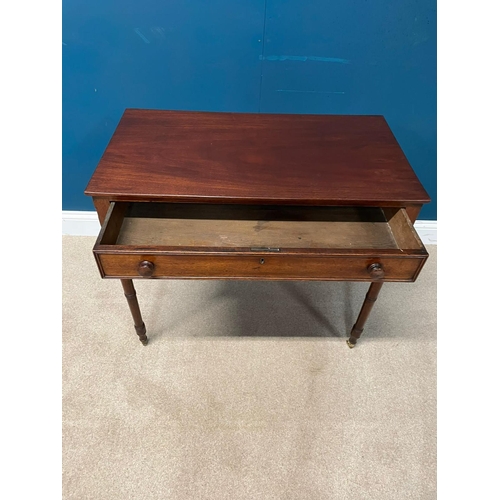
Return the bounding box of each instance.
[121,279,148,346]
[348,282,384,347]
[95,253,426,282]
[85,109,430,207]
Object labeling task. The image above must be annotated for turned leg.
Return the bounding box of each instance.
[121,279,148,346]
[347,282,383,348]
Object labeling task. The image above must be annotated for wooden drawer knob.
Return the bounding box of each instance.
[138,260,155,277]
[367,263,384,280]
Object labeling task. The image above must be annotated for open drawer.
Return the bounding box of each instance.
[93,202,428,281]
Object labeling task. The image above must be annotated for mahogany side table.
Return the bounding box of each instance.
[85,110,430,347]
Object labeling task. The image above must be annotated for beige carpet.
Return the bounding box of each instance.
[63,236,436,499]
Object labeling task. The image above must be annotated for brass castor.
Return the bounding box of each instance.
[141,338,149,346]
[346,339,356,349]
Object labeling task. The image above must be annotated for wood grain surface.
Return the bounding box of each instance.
[116,217,400,250]
[85,110,430,206]
[96,253,426,282]
[95,202,425,253]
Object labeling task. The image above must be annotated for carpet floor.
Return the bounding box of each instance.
[63,236,436,499]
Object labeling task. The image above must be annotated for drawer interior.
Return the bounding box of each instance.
[97,202,425,254]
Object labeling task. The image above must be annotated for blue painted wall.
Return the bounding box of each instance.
[63,0,436,219]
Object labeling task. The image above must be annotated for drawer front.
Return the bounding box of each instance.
[96,253,426,282]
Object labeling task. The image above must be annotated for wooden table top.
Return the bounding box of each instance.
[85,109,430,206]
